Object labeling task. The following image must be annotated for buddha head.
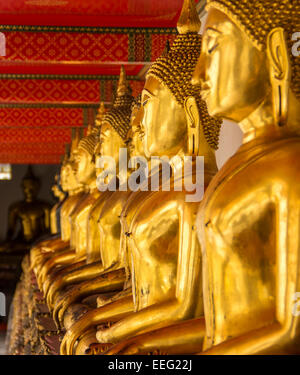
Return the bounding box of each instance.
[61,129,82,193]
[21,165,40,203]
[76,104,104,186]
[193,0,300,127]
[141,0,221,159]
[95,67,134,181]
[52,173,65,201]
[61,162,78,194]
[127,94,145,159]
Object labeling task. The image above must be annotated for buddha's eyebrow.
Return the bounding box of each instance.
[142,88,154,101]
[205,27,222,36]
[100,130,109,139]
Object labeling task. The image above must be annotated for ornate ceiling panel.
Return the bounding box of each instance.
[0,0,191,27]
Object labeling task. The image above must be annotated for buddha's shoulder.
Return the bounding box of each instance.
[8,201,22,211]
[207,137,300,195]
[267,136,300,155]
[239,138,300,189]
[259,138,300,173]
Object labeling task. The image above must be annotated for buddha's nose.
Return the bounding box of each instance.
[191,53,205,86]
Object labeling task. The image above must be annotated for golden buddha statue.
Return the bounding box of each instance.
[0,166,52,254]
[50,173,66,235]
[30,132,85,276]
[59,94,145,355]
[41,106,109,306]
[105,0,300,355]
[195,0,300,355]
[6,135,86,355]
[37,107,105,294]
[61,0,222,355]
[49,69,136,336]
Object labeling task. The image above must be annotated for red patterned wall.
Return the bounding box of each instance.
[0,127,71,143]
[0,107,83,127]
[0,78,145,104]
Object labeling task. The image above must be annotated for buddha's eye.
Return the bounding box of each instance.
[142,98,149,107]
[208,43,219,54]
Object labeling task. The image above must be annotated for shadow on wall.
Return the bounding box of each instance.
[0,164,60,241]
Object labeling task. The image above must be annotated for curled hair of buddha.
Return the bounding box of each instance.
[128,93,143,142]
[102,66,134,141]
[78,102,106,157]
[146,0,222,150]
[206,0,300,101]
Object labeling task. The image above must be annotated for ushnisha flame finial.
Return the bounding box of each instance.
[117,65,131,98]
[86,123,93,136]
[61,143,70,165]
[102,66,134,140]
[95,102,106,128]
[70,127,82,156]
[177,0,201,35]
[23,165,36,181]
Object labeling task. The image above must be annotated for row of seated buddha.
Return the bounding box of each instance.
[8,0,300,355]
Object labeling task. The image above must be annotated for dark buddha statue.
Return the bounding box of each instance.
[0,166,51,254]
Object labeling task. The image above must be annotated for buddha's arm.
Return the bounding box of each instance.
[43,259,86,298]
[202,189,300,355]
[96,299,191,345]
[200,323,290,355]
[86,211,102,264]
[105,318,206,355]
[44,206,51,231]
[97,202,203,344]
[37,248,75,287]
[6,204,18,239]
[61,295,134,355]
[53,268,126,327]
[31,242,70,273]
[46,261,103,308]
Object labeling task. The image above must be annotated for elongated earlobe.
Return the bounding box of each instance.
[266,27,291,127]
[184,96,200,155]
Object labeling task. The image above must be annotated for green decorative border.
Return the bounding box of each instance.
[83,108,88,126]
[128,33,135,62]
[144,33,151,62]
[0,74,143,80]
[0,24,177,35]
[100,80,105,101]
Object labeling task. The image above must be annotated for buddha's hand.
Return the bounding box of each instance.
[103,338,143,355]
[86,343,114,355]
[60,322,81,355]
[55,287,82,327]
[46,275,65,308]
[95,326,115,344]
[60,310,97,355]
